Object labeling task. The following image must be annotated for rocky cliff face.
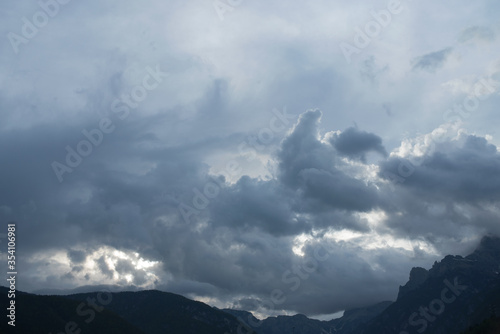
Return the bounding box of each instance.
[360,236,500,334]
[223,236,500,334]
[398,267,430,300]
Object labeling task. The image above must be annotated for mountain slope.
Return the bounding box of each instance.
[327,301,393,333]
[460,316,500,334]
[223,301,392,334]
[3,236,499,334]
[0,287,144,334]
[359,236,500,334]
[0,287,254,334]
[64,289,255,334]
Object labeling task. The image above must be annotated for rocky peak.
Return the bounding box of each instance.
[397,267,429,300]
[466,235,500,262]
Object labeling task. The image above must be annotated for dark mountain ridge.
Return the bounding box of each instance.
[0,287,254,334]
[222,301,393,334]
[359,235,500,334]
[2,236,499,334]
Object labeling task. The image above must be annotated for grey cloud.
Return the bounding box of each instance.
[329,127,388,162]
[68,250,87,264]
[209,177,307,236]
[232,298,262,312]
[298,168,378,213]
[62,272,75,281]
[278,110,379,214]
[228,239,413,315]
[2,0,500,319]
[96,256,114,278]
[151,227,409,316]
[72,266,84,273]
[412,47,453,72]
[377,134,500,244]
[459,26,496,43]
[380,135,500,203]
[277,109,331,188]
[382,103,393,117]
[115,259,136,274]
[359,56,388,84]
[208,110,379,237]
[5,104,499,317]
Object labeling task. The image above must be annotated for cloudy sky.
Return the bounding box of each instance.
[1,0,500,320]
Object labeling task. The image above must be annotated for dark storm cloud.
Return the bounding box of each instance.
[0,77,246,254]
[115,259,135,274]
[229,239,410,315]
[377,133,500,245]
[297,168,378,212]
[209,177,307,236]
[276,110,379,214]
[380,135,500,203]
[2,0,500,318]
[412,47,453,72]
[96,256,114,278]
[3,102,499,317]
[0,69,256,292]
[153,227,407,316]
[68,250,87,264]
[329,127,388,162]
[277,109,331,188]
[148,223,299,298]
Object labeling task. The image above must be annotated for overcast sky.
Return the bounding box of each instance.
[1,0,500,320]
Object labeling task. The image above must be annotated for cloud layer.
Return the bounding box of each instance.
[1,0,500,318]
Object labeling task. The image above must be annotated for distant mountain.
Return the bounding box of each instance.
[63,290,255,334]
[3,236,499,334]
[223,311,330,334]
[0,287,144,334]
[327,301,393,333]
[223,301,392,334]
[0,288,254,334]
[359,236,500,334]
[223,236,500,334]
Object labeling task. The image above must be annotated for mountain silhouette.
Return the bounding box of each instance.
[1,236,499,334]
